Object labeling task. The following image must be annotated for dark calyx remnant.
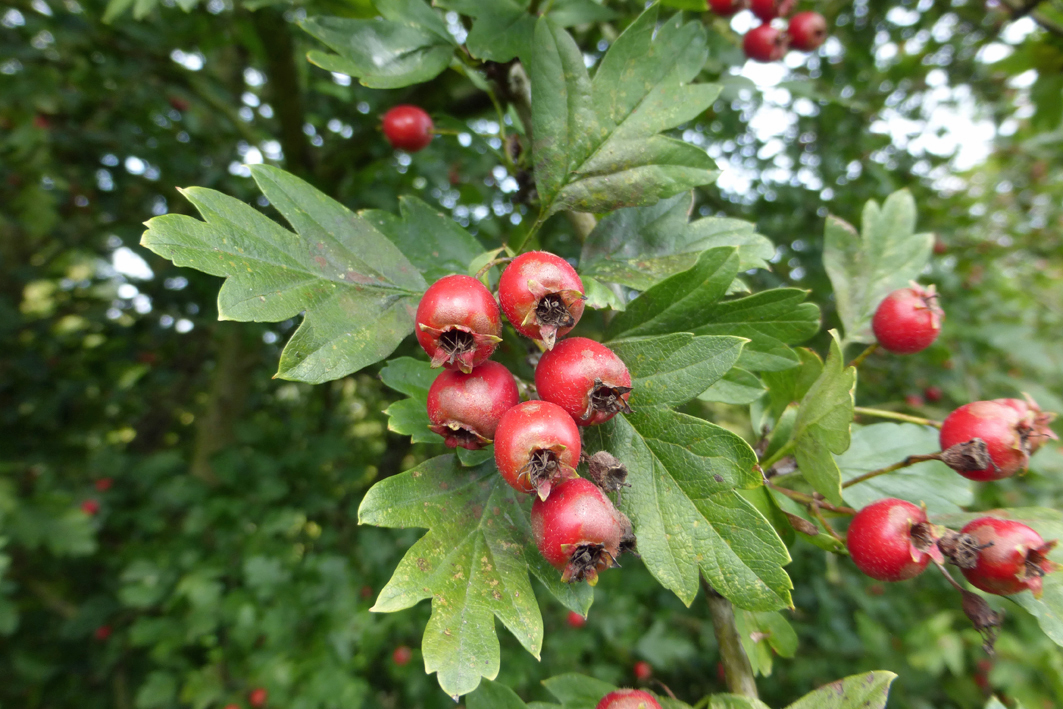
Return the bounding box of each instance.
[589,378,633,417]
[938,529,990,569]
[439,328,476,360]
[519,448,574,500]
[940,438,997,474]
[586,451,631,503]
[961,590,1003,655]
[561,541,619,585]
[536,294,577,330]
[617,511,638,557]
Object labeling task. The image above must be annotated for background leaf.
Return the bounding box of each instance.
[610,333,746,408]
[363,196,484,282]
[783,671,896,709]
[467,678,530,709]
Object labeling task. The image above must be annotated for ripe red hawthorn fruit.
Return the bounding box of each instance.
[633,661,653,680]
[939,400,1029,481]
[846,498,942,582]
[993,394,1058,454]
[905,394,924,408]
[567,610,587,628]
[871,284,944,354]
[382,105,434,152]
[708,0,746,15]
[426,361,519,449]
[743,24,788,63]
[415,274,502,373]
[224,705,240,709]
[168,96,190,112]
[532,478,623,585]
[81,499,100,516]
[93,625,112,641]
[787,11,828,52]
[925,386,943,403]
[535,338,632,427]
[596,689,662,709]
[248,688,268,708]
[95,477,113,492]
[494,401,581,500]
[498,251,585,349]
[960,517,1059,597]
[750,0,794,21]
[392,645,413,666]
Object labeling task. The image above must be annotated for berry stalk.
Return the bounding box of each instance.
[853,406,943,428]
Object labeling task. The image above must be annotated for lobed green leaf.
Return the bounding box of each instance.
[784,671,896,709]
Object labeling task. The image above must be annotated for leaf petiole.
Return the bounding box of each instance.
[853,406,942,428]
[841,453,941,489]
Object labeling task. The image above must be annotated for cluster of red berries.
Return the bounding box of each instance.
[415,252,637,585]
[847,498,1058,598]
[709,0,827,62]
[382,105,434,153]
[596,689,661,709]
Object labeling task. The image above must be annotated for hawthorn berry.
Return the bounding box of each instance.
[494,401,581,500]
[871,284,943,354]
[532,478,624,585]
[392,645,413,666]
[248,688,268,708]
[81,499,100,516]
[415,274,502,373]
[960,517,1058,596]
[750,0,794,21]
[93,625,112,641]
[596,689,662,709]
[567,610,587,628]
[382,105,434,152]
[426,361,520,449]
[498,251,585,349]
[939,400,1029,481]
[925,386,943,403]
[743,24,788,63]
[535,338,632,426]
[905,393,924,408]
[633,661,653,680]
[224,705,240,709]
[846,498,941,582]
[787,11,828,52]
[95,477,113,492]
[708,0,745,15]
[992,394,1058,454]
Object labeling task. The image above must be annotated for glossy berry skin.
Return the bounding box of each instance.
[960,517,1057,597]
[532,478,623,585]
[249,689,268,708]
[787,11,828,51]
[750,0,794,21]
[743,24,788,63]
[382,105,433,152]
[846,498,940,582]
[498,251,585,348]
[416,275,502,373]
[708,0,745,15]
[535,338,632,426]
[494,401,581,500]
[427,361,520,449]
[633,661,653,681]
[940,401,1028,481]
[871,284,943,354]
[993,395,1058,454]
[392,645,413,666]
[596,689,662,709]
[567,610,586,628]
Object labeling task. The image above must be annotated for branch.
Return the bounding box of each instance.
[702,580,759,699]
[848,342,878,369]
[841,454,941,489]
[766,481,858,515]
[999,0,1063,36]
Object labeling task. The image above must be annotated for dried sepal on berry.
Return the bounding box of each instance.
[498,251,586,349]
[585,451,632,503]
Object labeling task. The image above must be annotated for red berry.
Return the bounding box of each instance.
[596,689,662,709]
[224,705,240,709]
[168,96,190,112]
[939,401,1029,481]
[498,251,585,349]
[95,478,113,492]
[567,610,586,628]
[992,395,1058,454]
[93,625,112,641]
[846,498,941,582]
[392,645,413,666]
[634,661,653,680]
[787,11,828,52]
[905,394,924,408]
[248,689,268,708]
[415,274,502,373]
[960,517,1058,597]
[743,24,788,63]
[708,0,746,15]
[427,361,520,449]
[535,338,632,427]
[925,386,943,403]
[871,284,944,354]
[382,105,434,152]
[933,237,948,255]
[750,0,794,21]
[531,478,623,585]
[494,401,581,500]
[81,499,100,516]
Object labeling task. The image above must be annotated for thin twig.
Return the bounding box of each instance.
[853,406,942,429]
[766,481,857,515]
[474,257,513,280]
[810,502,847,544]
[842,454,941,489]
[759,440,795,473]
[848,342,878,369]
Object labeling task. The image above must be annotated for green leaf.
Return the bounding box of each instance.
[791,332,855,506]
[610,333,746,409]
[530,7,719,218]
[548,0,615,26]
[358,456,592,697]
[141,166,426,384]
[837,423,973,515]
[103,0,136,23]
[822,190,934,346]
[580,193,774,291]
[380,356,437,399]
[362,196,484,282]
[762,348,823,423]
[699,368,766,405]
[467,678,529,709]
[302,3,455,89]
[708,696,771,709]
[584,412,792,610]
[539,674,688,709]
[582,276,627,312]
[784,671,897,709]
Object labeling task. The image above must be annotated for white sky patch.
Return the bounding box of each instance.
[112,247,154,280]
